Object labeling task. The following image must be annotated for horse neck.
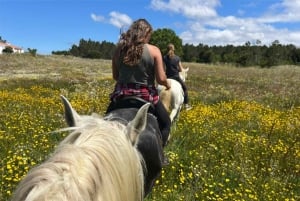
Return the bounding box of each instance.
[12,120,144,201]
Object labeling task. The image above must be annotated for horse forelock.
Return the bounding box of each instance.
[12,115,144,201]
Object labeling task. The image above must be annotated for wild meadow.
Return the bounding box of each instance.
[0,54,299,200]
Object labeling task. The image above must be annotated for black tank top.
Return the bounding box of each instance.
[163,55,180,78]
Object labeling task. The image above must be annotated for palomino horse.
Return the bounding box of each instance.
[158,67,189,122]
[12,96,162,201]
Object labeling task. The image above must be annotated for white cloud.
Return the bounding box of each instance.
[151,0,220,18]
[260,0,300,23]
[91,0,300,46]
[91,13,105,22]
[181,18,300,47]
[109,11,132,29]
[151,0,300,46]
[181,17,288,46]
[91,11,132,29]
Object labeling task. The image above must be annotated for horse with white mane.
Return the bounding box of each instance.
[12,96,163,201]
[158,67,189,122]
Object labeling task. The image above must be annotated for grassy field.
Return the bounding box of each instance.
[0,54,299,200]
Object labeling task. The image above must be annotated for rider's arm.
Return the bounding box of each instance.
[178,58,184,72]
[148,44,171,90]
[112,46,121,81]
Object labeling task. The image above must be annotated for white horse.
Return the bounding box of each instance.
[11,96,148,201]
[158,67,189,122]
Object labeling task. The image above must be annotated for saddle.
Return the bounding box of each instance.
[108,96,156,114]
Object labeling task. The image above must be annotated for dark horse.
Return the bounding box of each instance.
[105,97,164,196]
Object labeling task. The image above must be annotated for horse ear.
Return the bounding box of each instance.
[127,103,150,145]
[60,95,81,127]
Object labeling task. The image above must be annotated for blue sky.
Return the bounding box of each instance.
[1,0,300,54]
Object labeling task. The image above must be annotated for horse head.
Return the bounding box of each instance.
[179,67,189,82]
[61,95,149,146]
[12,96,149,201]
[62,95,163,197]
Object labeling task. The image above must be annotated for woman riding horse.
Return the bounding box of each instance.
[163,43,192,110]
[106,18,171,147]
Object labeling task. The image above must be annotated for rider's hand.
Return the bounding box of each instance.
[165,80,171,90]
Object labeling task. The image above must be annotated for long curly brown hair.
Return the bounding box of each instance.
[119,19,153,66]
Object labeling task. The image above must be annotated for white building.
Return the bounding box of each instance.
[0,41,24,54]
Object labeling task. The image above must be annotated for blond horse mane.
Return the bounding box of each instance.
[158,79,184,122]
[12,97,148,201]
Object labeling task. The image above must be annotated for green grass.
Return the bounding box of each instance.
[0,54,299,200]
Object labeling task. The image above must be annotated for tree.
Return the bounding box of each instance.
[3,46,13,53]
[182,43,199,62]
[69,44,80,57]
[290,46,300,65]
[27,48,37,56]
[272,40,280,46]
[51,50,71,56]
[149,28,183,57]
[99,40,116,59]
[68,39,116,59]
